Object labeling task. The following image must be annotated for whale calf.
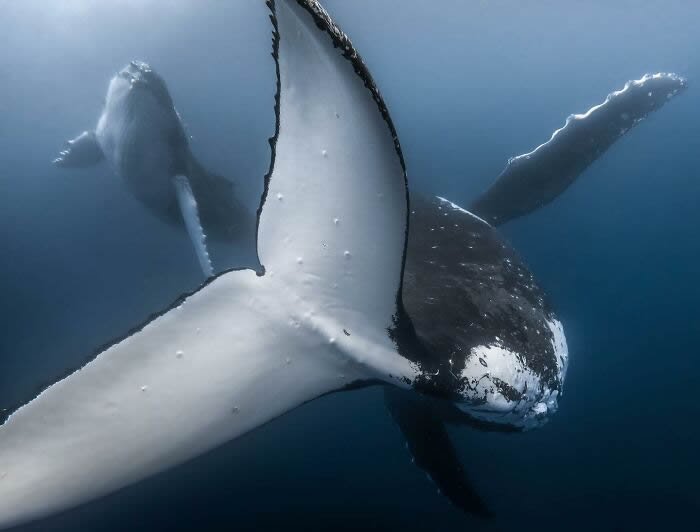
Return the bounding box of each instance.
[54,60,252,276]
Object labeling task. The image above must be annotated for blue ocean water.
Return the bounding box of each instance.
[1,1,698,530]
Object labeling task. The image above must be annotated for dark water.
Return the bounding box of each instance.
[1,1,698,530]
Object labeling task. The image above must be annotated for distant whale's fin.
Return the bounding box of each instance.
[187,156,254,244]
[173,174,214,277]
[52,130,105,168]
[0,1,416,528]
[384,387,492,518]
[470,73,688,225]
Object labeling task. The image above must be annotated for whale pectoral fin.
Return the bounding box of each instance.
[173,174,215,277]
[52,130,105,168]
[470,72,687,226]
[187,157,251,242]
[384,387,492,518]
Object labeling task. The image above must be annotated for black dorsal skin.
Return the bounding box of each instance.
[470,73,687,226]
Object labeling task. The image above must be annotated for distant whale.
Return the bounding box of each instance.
[0,0,688,528]
[53,60,252,276]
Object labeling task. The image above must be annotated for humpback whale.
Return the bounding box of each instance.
[386,72,686,515]
[0,0,687,527]
[53,60,253,277]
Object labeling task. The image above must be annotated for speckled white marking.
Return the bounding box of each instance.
[456,317,568,429]
[547,317,569,379]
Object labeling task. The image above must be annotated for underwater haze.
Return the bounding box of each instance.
[1,0,699,530]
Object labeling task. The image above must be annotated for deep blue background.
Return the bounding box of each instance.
[1,1,698,530]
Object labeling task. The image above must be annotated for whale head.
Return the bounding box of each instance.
[402,196,569,430]
[96,60,188,193]
[106,60,175,113]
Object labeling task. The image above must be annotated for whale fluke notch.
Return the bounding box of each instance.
[470,72,688,225]
[0,1,417,528]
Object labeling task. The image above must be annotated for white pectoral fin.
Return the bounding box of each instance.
[173,174,214,277]
[0,270,368,528]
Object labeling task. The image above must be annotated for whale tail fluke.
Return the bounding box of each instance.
[52,130,105,169]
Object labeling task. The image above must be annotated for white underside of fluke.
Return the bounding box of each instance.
[0,1,416,528]
[0,271,369,528]
[173,174,214,277]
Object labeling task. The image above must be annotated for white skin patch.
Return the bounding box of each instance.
[456,317,568,429]
[547,318,569,379]
[435,196,491,226]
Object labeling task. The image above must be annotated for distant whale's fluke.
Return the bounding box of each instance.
[471,72,688,225]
